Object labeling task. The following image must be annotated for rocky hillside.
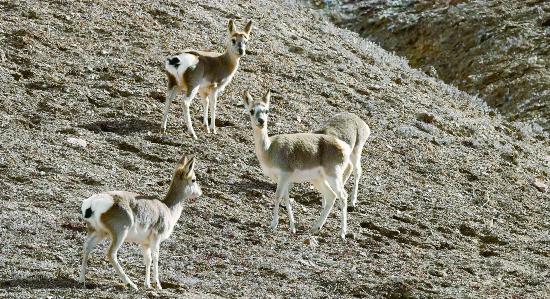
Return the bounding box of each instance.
[329,0,550,130]
[0,0,549,298]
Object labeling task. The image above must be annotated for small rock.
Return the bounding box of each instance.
[424,65,439,78]
[304,237,318,247]
[67,137,87,148]
[532,178,547,192]
[416,112,436,124]
[345,232,356,240]
[428,269,445,277]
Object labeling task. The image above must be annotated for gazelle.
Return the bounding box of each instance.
[316,113,370,207]
[243,90,352,239]
[79,155,202,290]
[162,19,253,139]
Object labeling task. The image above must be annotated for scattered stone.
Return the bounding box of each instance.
[345,232,356,240]
[428,269,445,277]
[288,46,305,54]
[67,137,87,148]
[532,178,547,193]
[416,112,436,124]
[304,237,318,247]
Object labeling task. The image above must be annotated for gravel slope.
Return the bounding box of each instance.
[0,0,549,298]
[328,0,550,130]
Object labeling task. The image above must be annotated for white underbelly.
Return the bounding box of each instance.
[263,166,324,183]
[124,225,151,244]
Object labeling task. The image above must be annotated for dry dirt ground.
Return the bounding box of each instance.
[0,0,549,298]
[327,0,550,130]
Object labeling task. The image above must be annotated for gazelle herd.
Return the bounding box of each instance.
[80,19,370,290]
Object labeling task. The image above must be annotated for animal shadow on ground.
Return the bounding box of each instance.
[81,117,158,135]
[0,277,82,289]
[232,173,322,208]
[229,173,274,195]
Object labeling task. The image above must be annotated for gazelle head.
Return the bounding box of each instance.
[173,155,202,199]
[243,90,270,129]
[227,19,252,57]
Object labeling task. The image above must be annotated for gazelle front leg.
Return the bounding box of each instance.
[142,245,152,289]
[270,174,291,231]
[209,91,218,134]
[200,91,210,133]
[182,87,200,140]
[151,238,162,290]
[161,88,178,134]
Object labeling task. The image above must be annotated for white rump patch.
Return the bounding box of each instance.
[81,193,115,230]
[165,53,199,86]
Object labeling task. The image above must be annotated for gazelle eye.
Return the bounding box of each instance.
[249,110,254,115]
[191,179,196,183]
[232,39,236,45]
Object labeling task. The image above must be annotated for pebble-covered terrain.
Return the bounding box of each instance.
[0,0,548,298]
[329,0,550,130]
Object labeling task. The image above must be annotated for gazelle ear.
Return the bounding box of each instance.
[244,21,252,36]
[184,156,196,174]
[177,154,188,167]
[263,90,271,107]
[243,90,254,108]
[228,19,236,34]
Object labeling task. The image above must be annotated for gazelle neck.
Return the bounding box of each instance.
[221,50,240,70]
[162,181,186,219]
[253,125,270,159]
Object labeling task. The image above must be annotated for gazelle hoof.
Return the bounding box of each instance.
[128,282,138,290]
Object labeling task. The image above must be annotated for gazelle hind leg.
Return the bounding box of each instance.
[280,183,293,206]
[200,90,210,133]
[107,230,137,290]
[311,179,337,233]
[351,141,366,207]
[284,184,296,233]
[326,175,349,239]
[79,231,104,285]
[181,86,200,140]
[209,92,218,134]
[161,87,178,133]
[351,156,362,207]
